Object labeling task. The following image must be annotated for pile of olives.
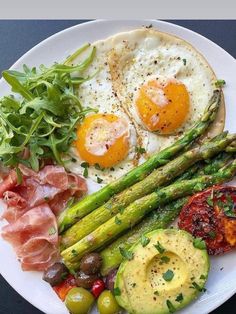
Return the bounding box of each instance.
[43,253,121,314]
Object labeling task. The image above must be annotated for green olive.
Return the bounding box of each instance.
[97,290,121,314]
[65,287,95,314]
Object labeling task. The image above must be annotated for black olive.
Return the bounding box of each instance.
[80,253,102,275]
[76,270,99,289]
[105,268,118,291]
[43,262,68,286]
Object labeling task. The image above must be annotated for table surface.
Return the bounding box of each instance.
[0,20,235,314]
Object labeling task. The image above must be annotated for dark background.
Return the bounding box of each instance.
[0,20,235,314]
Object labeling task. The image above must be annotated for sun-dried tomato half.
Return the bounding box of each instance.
[178,185,236,255]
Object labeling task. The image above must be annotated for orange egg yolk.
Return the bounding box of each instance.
[76,113,130,168]
[135,79,190,134]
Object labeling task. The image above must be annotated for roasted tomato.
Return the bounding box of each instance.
[53,274,77,301]
[179,186,236,255]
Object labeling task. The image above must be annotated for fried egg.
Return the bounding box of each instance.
[67,28,225,185]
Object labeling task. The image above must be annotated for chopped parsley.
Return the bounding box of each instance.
[113,287,121,296]
[154,290,159,296]
[60,272,68,281]
[115,216,122,225]
[182,58,187,66]
[135,146,146,154]
[208,231,216,239]
[175,293,184,303]
[81,162,90,168]
[97,176,103,184]
[162,269,174,282]
[48,227,56,235]
[190,281,206,292]
[206,196,213,207]
[81,162,89,178]
[94,163,104,171]
[141,234,150,247]
[131,283,136,288]
[200,274,207,280]
[118,206,125,214]
[83,167,88,178]
[160,256,170,264]
[71,249,78,257]
[215,79,226,88]
[119,247,134,261]
[166,300,176,313]
[154,241,165,254]
[193,237,207,250]
[220,194,236,218]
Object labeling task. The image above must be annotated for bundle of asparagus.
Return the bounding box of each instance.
[61,130,235,250]
[59,90,236,272]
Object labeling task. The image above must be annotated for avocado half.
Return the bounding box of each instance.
[114,229,210,314]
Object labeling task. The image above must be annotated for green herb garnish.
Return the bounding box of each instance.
[163,269,174,282]
[119,247,134,261]
[215,79,226,88]
[135,146,146,154]
[166,300,176,313]
[83,167,88,178]
[182,58,187,66]
[97,177,103,184]
[206,196,213,207]
[208,231,216,239]
[193,237,207,250]
[94,163,104,171]
[81,162,90,168]
[141,234,150,247]
[190,281,206,292]
[60,272,68,281]
[154,241,165,253]
[175,293,184,303]
[71,249,78,257]
[115,216,122,225]
[160,256,170,264]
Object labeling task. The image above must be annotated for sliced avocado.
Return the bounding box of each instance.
[114,229,210,314]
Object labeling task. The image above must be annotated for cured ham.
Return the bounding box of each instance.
[0,164,87,271]
[1,204,59,271]
[1,164,87,223]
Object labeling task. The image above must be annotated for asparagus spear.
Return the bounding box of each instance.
[61,159,236,270]
[60,133,235,250]
[58,90,222,232]
[100,152,234,275]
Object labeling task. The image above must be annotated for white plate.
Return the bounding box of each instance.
[0,20,236,314]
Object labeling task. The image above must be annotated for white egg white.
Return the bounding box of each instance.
[66,28,224,184]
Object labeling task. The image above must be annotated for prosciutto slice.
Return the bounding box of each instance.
[0,164,87,271]
[1,204,59,271]
[1,164,87,223]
